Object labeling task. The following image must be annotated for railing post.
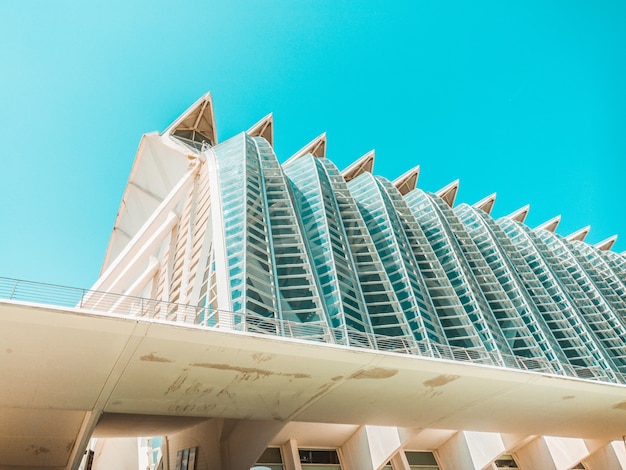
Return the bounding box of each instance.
[10,279,18,300]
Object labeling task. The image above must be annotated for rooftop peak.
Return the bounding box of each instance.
[247,113,274,146]
[165,92,217,150]
[436,179,459,207]
[284,132,327,165]
[473,193,497,215]
[342,150,375,183]
[393,166,420,196]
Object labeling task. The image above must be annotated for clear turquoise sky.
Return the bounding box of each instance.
[1,1,625,288]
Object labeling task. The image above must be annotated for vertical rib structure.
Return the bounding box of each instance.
[101,95,626,385]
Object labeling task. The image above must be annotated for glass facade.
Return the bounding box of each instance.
[202,130,626,385]
[298,449,341,469]
[405,451,440,469]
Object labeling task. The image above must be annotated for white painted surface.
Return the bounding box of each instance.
[2,299,626,469]
[92,438,139,470]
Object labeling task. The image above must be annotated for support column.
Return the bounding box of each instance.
[515,436,590,470]
[340,425,404,470]
[584,441,626,470]
[437,431,505,470]
[281,438,302,470]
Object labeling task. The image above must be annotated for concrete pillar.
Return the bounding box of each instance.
[281,438,302,470]
[515,436,590,470]
[437,431,505,470]
[220,419,287,470]
[161,436,170,470]
[340,425,404,470]
[584,441,626,470]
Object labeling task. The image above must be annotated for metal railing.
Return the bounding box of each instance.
[1,276,623,385]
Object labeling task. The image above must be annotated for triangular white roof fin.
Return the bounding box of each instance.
[393,165,420,196]
[535,215,561,233]
[506,205,530,223]
[565,226,591,242]
[284,132,326,165]
[595,235,618,251]
[247,113,273,146]
[164,92,217,147]
[473,193,496,215]
[342,150,375,183]
[436,179,459,207]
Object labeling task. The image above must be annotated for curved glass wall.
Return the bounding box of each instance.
[284,155,375,347]
[455,204,565,366]
[201,130,626,384]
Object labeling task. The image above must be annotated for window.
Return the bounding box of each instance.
[494,454,519,469]
[299,449,341,469]
[405,451,440,470]
[251,447,283,470]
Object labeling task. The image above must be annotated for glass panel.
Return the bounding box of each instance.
[405,451,439,469]
[299,449,341,467]
[494,453,519,468]
[257,448,283,464]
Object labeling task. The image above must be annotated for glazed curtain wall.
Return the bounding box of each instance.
[209,132,626,383]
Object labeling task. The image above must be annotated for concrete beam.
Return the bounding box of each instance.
[515,436,590,470]
[438,431,506,470]
[340,425,404,470]
[281,438,302,470]
[584,441,626,470]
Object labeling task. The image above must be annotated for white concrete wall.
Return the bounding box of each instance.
[340,425,403,470]
[92,437,139,470]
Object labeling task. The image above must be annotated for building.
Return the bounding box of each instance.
[1,93,626,470]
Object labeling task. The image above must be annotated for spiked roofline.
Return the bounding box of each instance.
[342,150,375,182]
[473,193,496,215]
[164,92,217,147]
[284,133,327,165]
[595,235,618,251]
[100,92,625,277]
[247,113,274,146]
[566,226,591,242]
[535,215,561,233]
[506,205,530,223]
[436,179,459,207]
[393,166,420,196]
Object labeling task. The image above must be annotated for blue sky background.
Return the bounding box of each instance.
[1,1,625,288]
